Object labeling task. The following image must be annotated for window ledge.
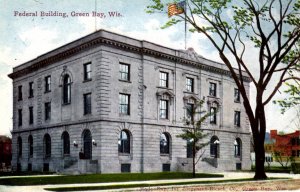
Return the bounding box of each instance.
[44,90,51,94]
[157,86,173,90]
[183,91,196,94]
[160,154,170,157]
[84,113,92,116]
[119,114,130,117]
[235,125,241,128]
[62,102,71,106]
[83,79,92,83]
[119,79,132,83]
[234,100,241,103]
[28,96,34,99]
[118,153,131,156]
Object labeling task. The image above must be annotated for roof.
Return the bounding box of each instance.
[8,29,251,81]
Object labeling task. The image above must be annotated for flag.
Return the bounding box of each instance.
[168,1,185,17]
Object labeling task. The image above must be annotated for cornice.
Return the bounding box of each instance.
[8,33,251,82]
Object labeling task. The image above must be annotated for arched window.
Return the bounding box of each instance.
[63,74,71,104]
[28,135,33,158]
[187,139,193,158]
[62,132,70,155]
[160,133,170,154]
[83,130,92,159]
[118,130,130,154]
[17,136,22,158]
[234,138,242,157]
[44,134,51,158]
[210,136,220,158]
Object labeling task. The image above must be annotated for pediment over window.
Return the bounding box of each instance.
[156,90,175,98]
[207,97,222,107]
[183,95,199,103]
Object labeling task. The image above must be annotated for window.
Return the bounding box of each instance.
[119,94,130,115]
[187,139,193,158]
[159,72,168,88]
[18,85,23,101]
[119,63,130,81]
[159,100,168,119]
[160,133,170,154]
[186,77,194,92]
[83,129,92,159]
[17,136,22,158]
[234,138,241,157]
[210,107,217,124]
[83,63,92,81]
[28,163,32,171]
[84,93,92,115]
[234,111,241,127]
[210,136,220,158]
[18,109,22,126]
[118,130,130,154]
[29,106,33,125]
[121,164,131,173]
[45,102,51,120]
[45,76,51,92]
[28,135,33,158]
[234,88,240,102]
[186,103,194,120]
[44,134,51,158]
[29,82,34,98]
[162,164,171,172]
[63,74,71,104]
[209,82,217,97]
[62,132,70,155]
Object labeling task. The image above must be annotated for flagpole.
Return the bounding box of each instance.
[95,0,97,31]
[184,0,187,50]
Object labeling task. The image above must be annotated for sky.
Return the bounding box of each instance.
[0,0,298,137]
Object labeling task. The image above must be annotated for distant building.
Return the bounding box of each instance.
[270,130,300,158]
[8,30,251,174]
[0,135,12,170]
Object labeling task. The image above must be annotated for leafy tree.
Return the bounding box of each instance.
[147,0,300,179]
[177,98,212,178]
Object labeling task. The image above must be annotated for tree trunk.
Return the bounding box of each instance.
[254,138,267,179]
[252,103,268,180]
[193,142,196,178]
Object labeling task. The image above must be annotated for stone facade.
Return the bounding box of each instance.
[8,30,251,173]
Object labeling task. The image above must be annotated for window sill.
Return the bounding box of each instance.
[119,113,130,117]
[207,95,218,99]
[44,90,51,94]
[160,154,170,157]
[84,113,92,116]
[156,86,171,90]
[28,96,34,99]
[83,79,92,83]
[159,118,169,121]
[234,100,241,103]
[62,102,71,106]
[119,79,131,83]
[18,99,23,102]
[235,125,241,128]
[183,91,196,94]
[118,153,131,156]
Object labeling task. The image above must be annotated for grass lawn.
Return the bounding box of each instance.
[0,172,223,186]
[44,178,287,191]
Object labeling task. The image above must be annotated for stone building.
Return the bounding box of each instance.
[8,30,251,173]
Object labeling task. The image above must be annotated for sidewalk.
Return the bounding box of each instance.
[0,172,298,192]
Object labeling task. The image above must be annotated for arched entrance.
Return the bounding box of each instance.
[82,130,92,159]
